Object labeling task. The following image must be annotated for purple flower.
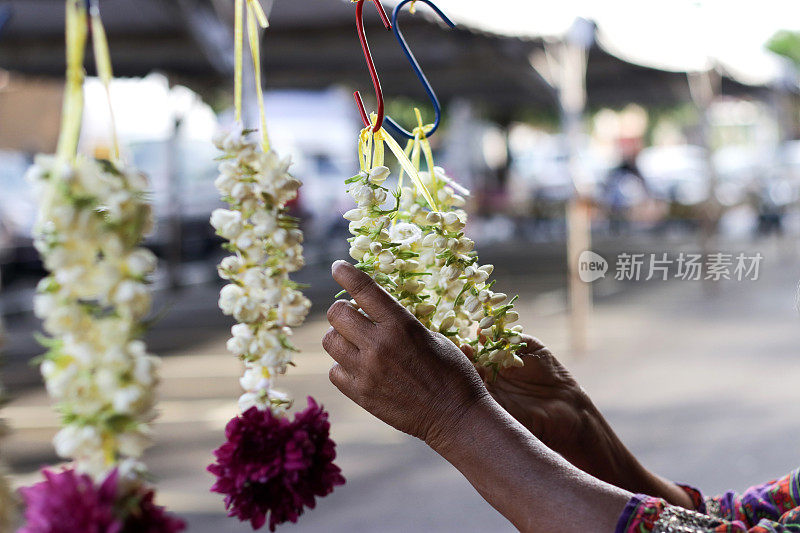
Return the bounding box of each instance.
[19,468,122,533]
[208,397,345,531]
[121,487,186,533]
[19,468,185,533]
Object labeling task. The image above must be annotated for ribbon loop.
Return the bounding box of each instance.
[234,0,271,152]
[89,1,120,161]
[56,0,88,164]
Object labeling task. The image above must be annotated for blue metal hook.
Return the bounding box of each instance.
[383,0,455,140]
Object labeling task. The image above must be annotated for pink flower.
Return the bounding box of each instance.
[208,397,345,531]
[20,468,122,533]
[19,468,185,533]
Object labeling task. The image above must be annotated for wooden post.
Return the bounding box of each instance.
[165,117,183,291]
[687,70,721,272]
[567,196,592,354]
[545,20,594,355]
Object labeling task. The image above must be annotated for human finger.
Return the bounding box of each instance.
[331,260,411,324]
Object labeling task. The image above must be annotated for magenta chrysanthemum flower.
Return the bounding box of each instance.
[19,468,122,533]
[208,397,345,531]
[122,487,186,533]
[19,468,185,533]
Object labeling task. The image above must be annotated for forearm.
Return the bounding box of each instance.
[577,402,695,510]
[427,395,632,532]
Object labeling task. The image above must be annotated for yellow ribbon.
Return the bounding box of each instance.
[247,0,269,28]
[246,0,270,152]
[396,138,413,191]
[359,113,439,211]
[358,126,373,172]
[387,130,437,211]
[234,0,243,122]
[410,108,437,193]
[393,108,438,213]
[56,0,88,165]
[234,0,271,153]
[89,1,119,162]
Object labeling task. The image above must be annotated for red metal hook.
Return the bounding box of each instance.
[354,0,392,132]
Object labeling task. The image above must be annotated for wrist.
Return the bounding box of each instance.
[424,392,495,458]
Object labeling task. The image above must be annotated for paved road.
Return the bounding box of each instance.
[4,235,800,531]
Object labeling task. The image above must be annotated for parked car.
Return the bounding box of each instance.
[128,139,223,260]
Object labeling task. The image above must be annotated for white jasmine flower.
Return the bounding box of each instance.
[112,385,144,414]
[112,280,151,319]
[117,429,152,458]
[53,425,102,460]
[368,165,390,184]
[389,222,423,246]
[343,208,365,221]
[217,255,243,279]
[218,284,245,316]
[210,209,244,240]
[124,249,156,278]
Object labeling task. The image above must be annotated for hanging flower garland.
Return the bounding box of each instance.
[0,449,15,532]
[0,412,15,531]
[343,112,526,375]
[20,2,184,531]
[0,310,17,531]
[207,2,344,530]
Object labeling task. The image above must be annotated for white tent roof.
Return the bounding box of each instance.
[386,0,800,86]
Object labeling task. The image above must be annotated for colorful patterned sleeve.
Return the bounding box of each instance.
[615,468,800,533]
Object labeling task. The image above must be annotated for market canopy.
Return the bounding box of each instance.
[0,0,788,114]
[403,0,799,86]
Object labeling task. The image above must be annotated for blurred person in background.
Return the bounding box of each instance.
[752,176,791,237]
[324,260,800,532]
[602,136,649,235]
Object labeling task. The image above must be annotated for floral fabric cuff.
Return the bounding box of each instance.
[676,483,707,513]
[616,494,728,533]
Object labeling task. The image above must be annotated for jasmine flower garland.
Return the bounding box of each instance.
[29,154,159,479]
[408,166,526,371]
[208,125,344,531]
[344,165,437,323]
[210,125,309,412]
[343,122,526,374]
[24,156,184,531]
[20,2,184,531]
[0,459,15,532]
[207,1,344,529]
[0,360,16,530]
[0,279,17,530]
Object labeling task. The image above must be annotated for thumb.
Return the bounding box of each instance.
[460,343,475,360]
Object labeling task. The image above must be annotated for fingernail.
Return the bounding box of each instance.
[331,260,350,274]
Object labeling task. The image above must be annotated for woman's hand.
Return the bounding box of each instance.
[465,337,695,509]
[323,260,490,450]
[323,261,634,531]
[464,337,603,475]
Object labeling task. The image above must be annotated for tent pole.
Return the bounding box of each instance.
[553,28,592,356]
[687,70,721,278]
